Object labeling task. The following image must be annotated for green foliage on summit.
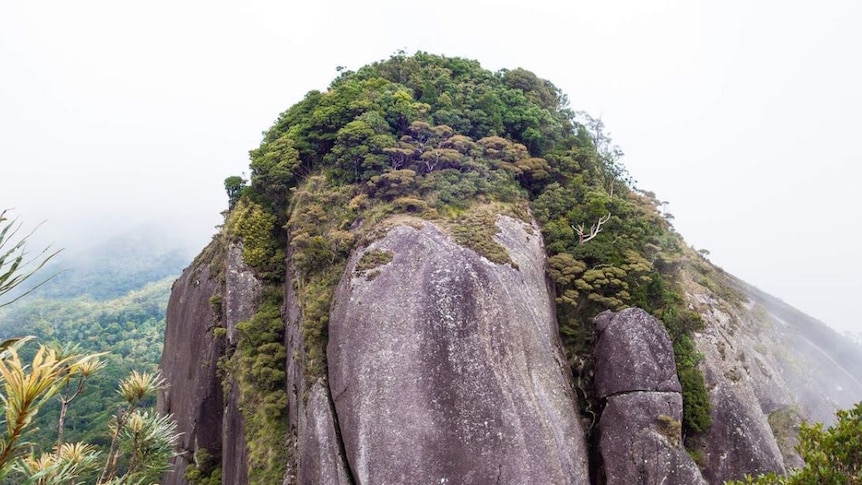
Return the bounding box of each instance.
[224,52,712,471]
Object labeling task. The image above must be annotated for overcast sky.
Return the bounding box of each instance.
[1,0,860,334]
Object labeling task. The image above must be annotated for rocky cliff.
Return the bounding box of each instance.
[161,214,592,484]
[682,265,862,482]
[157,52,862,485]
[159,213,862,485]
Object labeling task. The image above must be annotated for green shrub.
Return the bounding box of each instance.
[729,402,862,484]
[231,290,289,484]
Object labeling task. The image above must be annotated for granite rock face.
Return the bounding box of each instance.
[698,380,786,483]
[221,244,261,485]
[159,213,862,485]
[594,308,682,399]
[158,252,224,485]
[327,216,589,485]
[599,393,706,485]
[594,308,706,485]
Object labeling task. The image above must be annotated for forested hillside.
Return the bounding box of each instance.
[0,226,189,469]
[0,277,172,448]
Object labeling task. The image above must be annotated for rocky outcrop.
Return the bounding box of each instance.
[158,242,266,485]
[327,216,589,484]
[595,308,706,485]
[158,254,224,485]
[159,220,862,485]
[594,309,681,397]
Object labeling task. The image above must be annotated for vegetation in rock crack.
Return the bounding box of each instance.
[355,248,394,274]
[220,51,716,473]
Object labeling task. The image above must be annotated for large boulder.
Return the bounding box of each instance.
[594,308,681,399]
[327,216,589,484]
[599,393,706,485]
[594,308,706,485]
[698,381,786,483]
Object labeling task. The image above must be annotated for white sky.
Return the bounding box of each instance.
[1,0,860,334]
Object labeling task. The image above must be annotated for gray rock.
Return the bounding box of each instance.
[328,216,589,485]
[599,392,706,485]
[299,381,352,485]
[225,243,263,344]
[159,242,265,485]
[222,384,250,485]
[158,253,224,485]
[222,243,261,484]
[594,308,705,484]
[699,378,786,483]
[594,308,682,399]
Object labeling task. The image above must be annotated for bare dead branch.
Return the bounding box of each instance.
[572,213,611,245]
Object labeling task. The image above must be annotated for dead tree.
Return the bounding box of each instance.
[572,213,611,245]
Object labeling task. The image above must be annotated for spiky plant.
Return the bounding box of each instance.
[0,342,95,474]
[119,410,179,483]
[0,209,62,308]
[98,371,170,484]
[15,442,101,485]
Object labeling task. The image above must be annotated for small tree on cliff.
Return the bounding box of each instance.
[224,175,247,210]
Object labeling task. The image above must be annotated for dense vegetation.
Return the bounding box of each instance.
[218,51,713,481]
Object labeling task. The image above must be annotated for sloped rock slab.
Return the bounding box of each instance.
[328,217,589,484]
[299,381,352,485]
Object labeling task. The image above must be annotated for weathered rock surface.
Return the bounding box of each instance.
[221,244,261,485]
[594,308,706,485]
[328,216,589,484]
[159,214,862,485]
[599,393,706,485]
[225,244,263,344]
[683,272,851,482]
[158,254,224,485]
[698,378,785,483]
[594,308,682,399]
